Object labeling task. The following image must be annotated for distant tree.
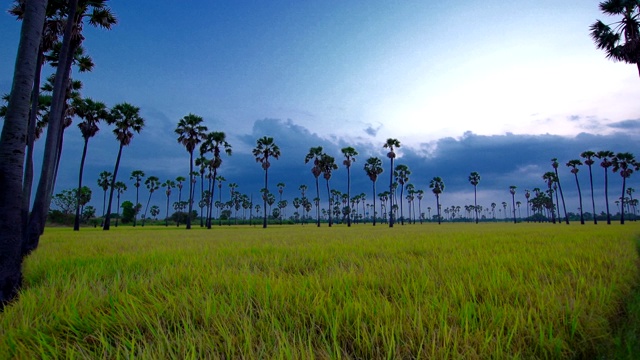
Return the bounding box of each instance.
[566,159,585,224]
[590,0,640,78]
[150,205,160,220]
[175,113,208,229]
[509,185,517,224]
[551,158,569,224]
[596,150,615,224]
[383,138,401,227]
[318,153,339,227]
[162,179,176,226]
[129,170,145,226]
[341,146,358,227]
[429,177,445,224]
[103,103,144,230]
[468,171,481,224]
[142,176,160,226]
[394,164,410,225]
[120,201,136,224]
[581,151,598,224]
[113,181,127,227]
[612,152,637,224]
[253,136,280,228]
[542,171,558,223]
[97,171,112,223]
[305,146,324,227]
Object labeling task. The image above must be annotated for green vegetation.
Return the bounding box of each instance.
[1,224,638,358]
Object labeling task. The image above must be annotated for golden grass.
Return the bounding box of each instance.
[0,223,638,359]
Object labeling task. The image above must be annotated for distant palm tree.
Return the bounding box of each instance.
[97,171,112,224]
[305,146,324,227]
[73,98,109,231]
[175,113,208,229]
[429,177,445,225]
[416,189,424,224]
[394,164,411,225]
[542,171,557,224]
[341,146,358,226]
[509,186,517,224]
[114,181,126,227]
[596,150,615,224]
[590,0,640,78]
[364,157,384,226]
[216,175,226,226]
[551,158,569,224]
[162,179,176,226]
[383,138,401,227]
[566,159,585,224]
[200,131,232,228]
[142,176,160,226]
[612,152,637,224]
[130,170,145,227]
[318,153,339,227]
[253,136,280,228]
[468,171,481,224]
[103,103,144,230]
[581,151,598,224]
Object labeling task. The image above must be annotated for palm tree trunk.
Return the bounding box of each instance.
[134,186,139,227]
[25,0,78,254]
[115,193,120,227]
[436,195,441,225]
[554,169,569,224]
[399,186,404,225]
[372,181,377,226]
[165,194,170,227]
[0,0,48,308]
[326,179,332,227]
[574,174,584,224]
[474,186,478,224]
[73,138,89,231]
[389,159,394,228]
[588,165,597,224]
[347,167,351,227]
[186,151,194,229]
[315,177,320,227]
[620,177,626,225]
[263,169,268,228]
[604,169,611,224]
[103,143,124,230]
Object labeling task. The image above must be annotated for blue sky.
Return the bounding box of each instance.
[1,0,640,218]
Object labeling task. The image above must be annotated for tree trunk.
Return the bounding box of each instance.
[620,176,626,225]
[26,0,78,255]
[388,158,394,228]
[315,176,320,227]
[73,138,89,230]
[372,181,377,226]
[103,144,124,230]
[0,0,48,308]
[263,168,268,228]
[604,169,611,224]
[186,151,193,229]
[588,166,597,224]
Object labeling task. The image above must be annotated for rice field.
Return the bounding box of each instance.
[0,223,639,359]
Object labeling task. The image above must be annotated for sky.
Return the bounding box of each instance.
[1,0,640,219]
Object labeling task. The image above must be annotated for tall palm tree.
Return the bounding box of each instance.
[590,0,640,78]
[596,150,615,224]
[612,152,637,224]
[509,185,517,224]
[341,146,358,227]
[97,170,112,224]
[103,103,145,230]
[318,153,339,227]
[468,172,481,224]
[200,131,232,228]
[542,171,557,224]
[113,181,126,227]
[394,164,411,225]
[383,138,401,227]
[162,179,176,227]
[215,175,226,226]
[253,136,280,228]
[175,113,208,229]
[581,151,598,224]
[305,146,324,227]
[364,157,384,226]
[627,187,636,218]
[566,159,585,224]
[130,170,145,227]
[416,189,424,224]
[551,158,569,224]
[194,155,208,227]
[429,177,445,224]
[141,176,160,226]
[73,98,109,231]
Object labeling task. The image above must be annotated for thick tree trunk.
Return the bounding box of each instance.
[73,138,89,230]
[26,0,78,255]
[0,0,48,308]
[103,144,124,230]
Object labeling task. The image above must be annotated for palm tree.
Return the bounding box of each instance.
[468,172,481,224]
[130,170,145,227]
[253,136,281,228]
[627,187,636,219]
[113,181,126,227]
[416,189,425,224]
[364,157,384,226]
[612,152,637,224]
[318,153,339,227]
[141,176,160,226]
[566,159,585,224]
[590,0,640,78]
[429,177,445,225]
[394,164,411,225]
[542,171,557,223]
[596,150,615,224]
[103,103,144,230]
[97,171,112,225]
[200,131,232,228]
[162,179,176,226]
[551,158,569,224]
[581,151,598,224]
[305,146,324,227]
[383,138,401,227]
[73,98,109,231]
[509,185,517,224]
[175,114,208,229]
[340,146,358,227]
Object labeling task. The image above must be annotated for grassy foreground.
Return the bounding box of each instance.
[0,223,639,359]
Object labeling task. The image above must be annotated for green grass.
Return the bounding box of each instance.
[1,223,639,359]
